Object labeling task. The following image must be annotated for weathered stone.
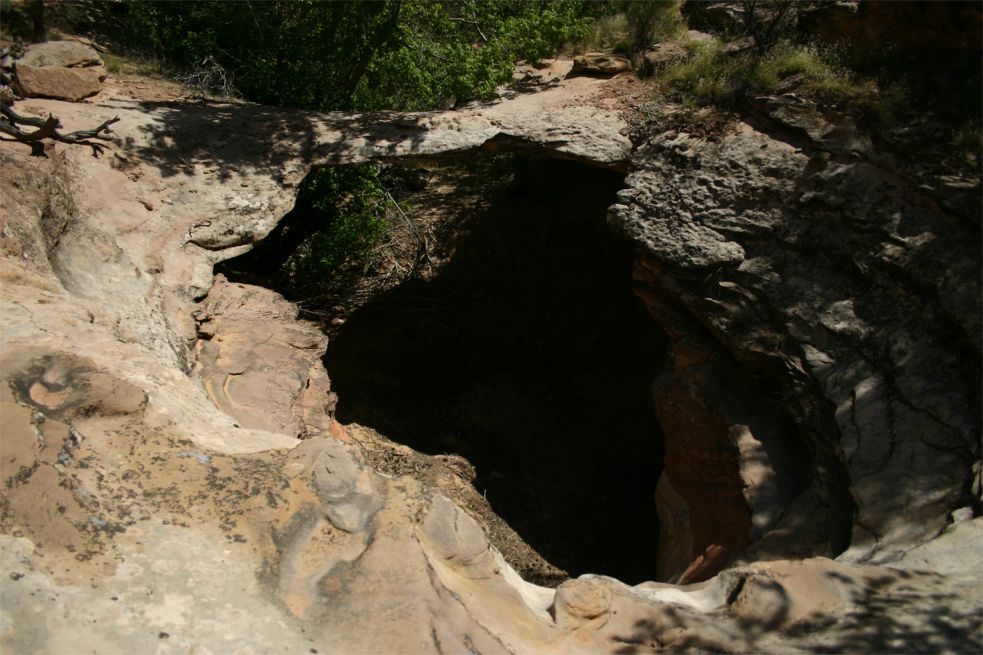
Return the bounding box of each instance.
[551,578,611,629]
[14,62,104,101]
[6,350,148,419]
[611,108,980,577]
[0,54,979,655]
[307,438,382,532]
[746,94,874,157]
[571,52,632,76]
[639,40,692,76]
[18,41,103,68]
[193,275,334,438]
[421,494,498,578]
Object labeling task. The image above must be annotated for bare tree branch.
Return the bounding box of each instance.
[59,115,121,143]
[1,101,119,152]
[0,102,56,128]
[448,16,488,43]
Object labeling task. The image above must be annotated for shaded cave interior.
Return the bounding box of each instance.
[218,152,669,583]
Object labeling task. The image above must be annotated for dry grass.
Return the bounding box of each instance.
[576,1,684,55]
[657,38,866,108]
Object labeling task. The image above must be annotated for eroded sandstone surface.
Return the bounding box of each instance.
[1,62,980,654]
[610,111,981,584]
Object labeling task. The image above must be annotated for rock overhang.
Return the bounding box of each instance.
[0,63,980,654]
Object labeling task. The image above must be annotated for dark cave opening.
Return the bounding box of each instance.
[221,154,669,584]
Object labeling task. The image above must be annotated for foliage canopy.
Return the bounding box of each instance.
[286,166,388,278]
[118,0,602,278]
[121,0,593,112]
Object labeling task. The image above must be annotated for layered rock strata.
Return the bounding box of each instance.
[610,113,981,582]
[0,65,979,654]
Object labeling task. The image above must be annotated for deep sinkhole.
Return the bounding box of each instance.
[219,153,669,584]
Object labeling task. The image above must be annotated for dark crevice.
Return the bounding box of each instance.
[324,157,667,582]
[220,154,669,583]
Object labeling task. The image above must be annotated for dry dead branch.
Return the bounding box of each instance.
[0,101,119,153]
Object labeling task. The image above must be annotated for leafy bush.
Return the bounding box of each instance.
[286,166,388,278]
[115,1,601,281]
[353,0,591,110]
[119,0,592,111]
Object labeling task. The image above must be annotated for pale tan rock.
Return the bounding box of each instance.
[193,275,334,438]
[0,63,978,655]
[551,578,612,629]
[14,63,104,101]
[571,52,632,76]
[18,41,103,68]
[421,494,498,578]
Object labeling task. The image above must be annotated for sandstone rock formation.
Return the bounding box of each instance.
[0,55,979,654]
[610,111,981,582]
[571,52,633,76]
[13,41,107,101]
[193,274,336,438]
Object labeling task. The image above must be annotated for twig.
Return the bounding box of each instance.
[380,263,402,284]
[0,113,59,141]
[384,189,420,238]
[448,2,488,43]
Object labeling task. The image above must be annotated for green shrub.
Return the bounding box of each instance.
[286,166,388,278]
[118,0,594,112]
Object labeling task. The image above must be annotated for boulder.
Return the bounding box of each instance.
[639,40,691,76]
[570,52,631,76]
[681,1,745,35]
[18,40,104,68]
[13,62,104,101]
[13,40,106,101]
